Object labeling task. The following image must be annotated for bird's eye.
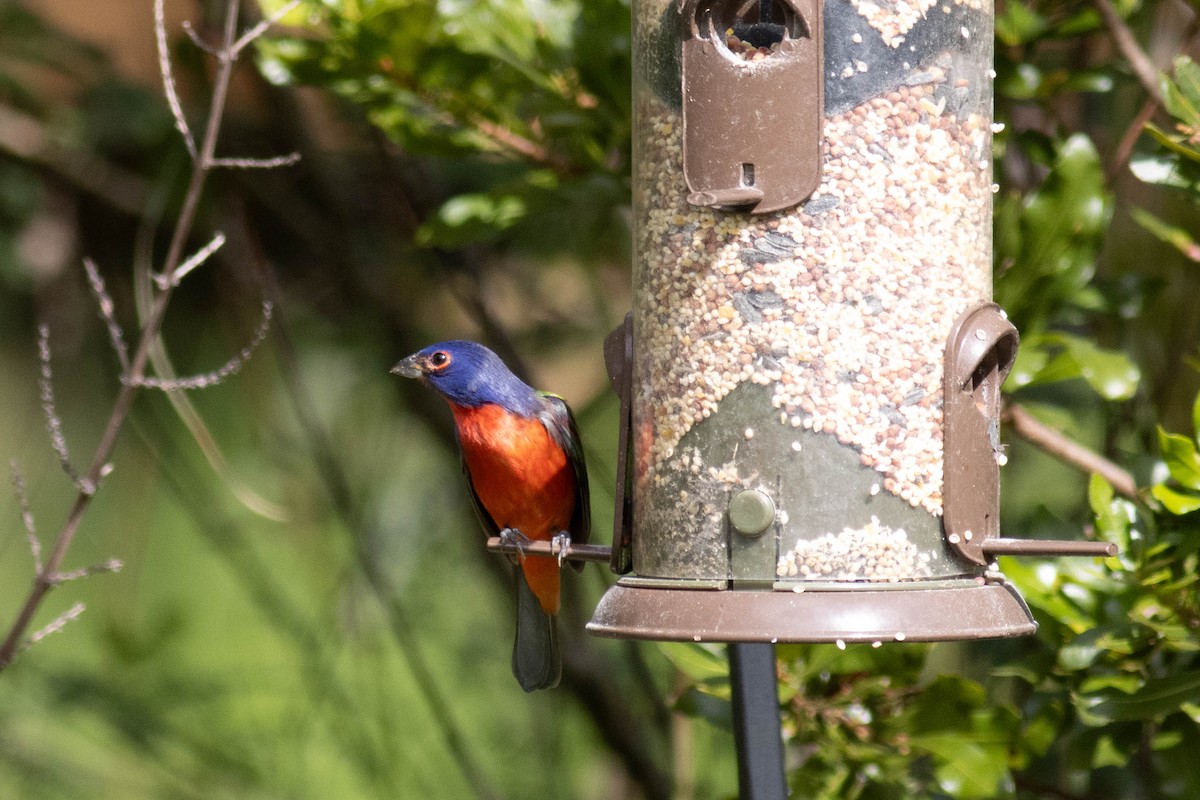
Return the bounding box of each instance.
[429,351,451,370]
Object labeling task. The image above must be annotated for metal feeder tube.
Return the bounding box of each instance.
[587,0,1114,645]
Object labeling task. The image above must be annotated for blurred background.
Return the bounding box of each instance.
[1,0,1198,798]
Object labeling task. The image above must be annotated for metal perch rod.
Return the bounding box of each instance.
[982,538,1117,557]
[486,537,613,563]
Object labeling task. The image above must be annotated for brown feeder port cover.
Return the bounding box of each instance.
[679,0,824,214]
[587,580,1037,643]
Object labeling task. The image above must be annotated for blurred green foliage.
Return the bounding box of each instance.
[2,0,1200,798]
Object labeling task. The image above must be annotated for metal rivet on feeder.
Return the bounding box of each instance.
[729,489,776,537]
[586,0,1116,646]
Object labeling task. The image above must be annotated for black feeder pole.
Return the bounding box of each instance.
[730,643,788,800]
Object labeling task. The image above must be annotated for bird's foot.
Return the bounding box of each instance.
[551,531,572,567]
[499,527,532,563]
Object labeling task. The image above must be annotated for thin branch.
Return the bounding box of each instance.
[11,461,42,576]
[134,219,289,522]
[0,0,290,671]
[230,0,302,58]
[25,603,85,649]
[1094,0,1165,105]
[1002,402,1139,500]
[181,20,219,55]
[467,114,574,173]
[83,258,131,371]
[1107,97,1160,182]
[208,153,302,170]
[51,559,123,585]
[154,231,226,290]
[127,301,273,391]
[1105,20,1200,180]
[37,326,92,494]
[155,0,197,158]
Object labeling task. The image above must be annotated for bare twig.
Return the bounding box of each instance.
[128,301,273,391]
[37,326,92,494]
[1094,0,1165,105]
[25,603,85,649]
[181,20,219,55]
[155,0,197,159]
[1107,97,1160,181]
[1002,402,1139,500]
[154,230,225,290]
[0,0,294,671]
[1105,20,1200,180]
[208,153,302,170]
[468,114,570,171]
[11,461,41,575]
[230,0,302,58]
[51,559,124,585]
[83,258,131,371]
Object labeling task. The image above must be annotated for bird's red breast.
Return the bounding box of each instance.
[451,402,578,614]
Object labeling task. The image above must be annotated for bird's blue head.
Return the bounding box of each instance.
[392,340,540,415]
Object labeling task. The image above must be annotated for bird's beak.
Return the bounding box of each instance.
[391,355,424,379]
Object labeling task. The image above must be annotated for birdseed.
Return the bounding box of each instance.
[776,516,932,581]
[634,72,991,516]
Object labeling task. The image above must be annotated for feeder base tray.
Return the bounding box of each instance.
[586,579,1036,643]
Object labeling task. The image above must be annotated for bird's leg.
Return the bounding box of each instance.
[499,527,532,563]
[551,531,572,567]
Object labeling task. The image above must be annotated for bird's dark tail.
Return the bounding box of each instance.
[512,568,561,692]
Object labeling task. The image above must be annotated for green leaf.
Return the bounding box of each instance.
[1007,343,1049,389]
[1058,629,1106,670]
[1013,332,1140,400]
[1092,735,1130,768]
[1088,472,1114,512]
[1080,673,1143,694]
[1001,556,1099,631]
[996,61,1043,101]
[1157,427,1200,488]
[995,134,1112,333]
[1060,624,1145,670]
[658,641,730,683]
[1142,123,1200,164]
[673,686,732,727]
[1191,389,1200,442]
[1062,69,1115,94]
[416,192,528,247]
[1151,482,1200,514]
[1089,474,1134,549]
[1063,337,1140,400]
[1131,208,1200,261]
[996,0,1049,46]
[910,733,1011,798]
[1163,56,1200,132]
[1130,153,1192,188]
[1079,671,1200,725]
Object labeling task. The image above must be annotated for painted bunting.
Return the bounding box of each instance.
[392,341,590,691]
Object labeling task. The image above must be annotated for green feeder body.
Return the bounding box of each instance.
[589,0,1112,644]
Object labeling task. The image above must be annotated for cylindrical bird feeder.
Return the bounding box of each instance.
[588,0,1113,644]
